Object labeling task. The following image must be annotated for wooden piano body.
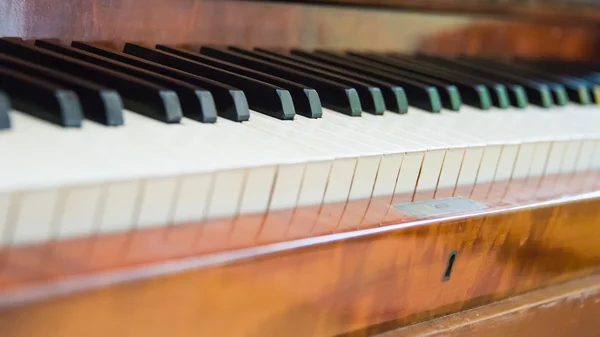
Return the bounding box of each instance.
[2,0,600,336]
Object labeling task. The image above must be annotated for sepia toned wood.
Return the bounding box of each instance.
[1,0,600,61]
[283,0,600,22]
[2,1,600,336]
[0,171,600,337]
[379,274,600,337]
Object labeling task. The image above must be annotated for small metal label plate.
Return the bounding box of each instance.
[392,197,488,219]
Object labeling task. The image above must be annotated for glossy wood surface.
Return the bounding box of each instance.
[3,1,600,335]
[2,0,600,61]
[1,171,600,337]
[379,273,600,337]
[282,0,600,22]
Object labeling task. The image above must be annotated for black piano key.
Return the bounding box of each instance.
[71,42,249,122]
[228,46,386,115]
[500,59,591,105]
[0,52,123,126]
[410,55,529,109]
[576,77,600,103]
[347,52,493,110]
[413,55,555,108]
[156,45,321,118]
[380,53,511,109]
[0,38,181,123]
[35,39,216,123]
[0,91,10,130]
[123,43,295,120]
[516,59,600,104]
[288,49,451,113]
[462,58,571,106]
[315,50,462,111]
[543,73,596,105]
[0,66,83,127]
[257,48,412,114]
[175,45,362,116]
[71,41,250,122]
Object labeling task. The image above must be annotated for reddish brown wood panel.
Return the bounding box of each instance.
[1,0,600,60]
[380,274,600,337]
[0,172,600,337]
[285,0,600,23]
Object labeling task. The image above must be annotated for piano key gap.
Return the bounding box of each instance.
[484,144,506,201]
[468,145,491,199]
[253,166,280,243]
[308,160,334,235]
[0,191,22,269]
[358,155,383,227]
[500,143,522,202]
[162,175,183,241]
[451,148,468,197]
[409,152,427,202]
[432,149,449,199]
[331,158,359,233]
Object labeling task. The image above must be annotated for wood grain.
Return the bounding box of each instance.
[1,0,600,61]
[379,274,600,337]
[280,0,600,23]
[0,172,600,337]
[2,1,600,335]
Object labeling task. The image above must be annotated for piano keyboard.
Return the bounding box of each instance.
[1,37,599,248]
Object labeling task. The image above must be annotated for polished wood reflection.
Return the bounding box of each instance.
[0,171,599,337]
[380,273,600,337]
[281,0,600,23]
[2,0,600,61]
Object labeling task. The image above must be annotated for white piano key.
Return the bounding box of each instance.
[97,180,139,234]
[321,110,456,201]
[1,102,600,244]
[394,151,425,196]
[575,139,597,172]
[456,146,485,187]
[12,189,58,245]
[206,169,247,219]
[591,139,600,170]
[348,155,382,200]
[512,142,537,180]
[494,144,520,182]
[250,113,369,157]
[323,158,358,204]
[528,141,552,177]
[268,164,305,211]
[55,185,103,240]
[297,160,333,207]
[233,117,331,213]
[323,110,464,200]
[546,140,569,175]
[246,114,359,210]
[172,173,213,224]
[415,149,446,193]
[239,165,277,215]
[476,145,503,184]
[437,147,466,190]
[0,110,304,193]
[137,177,179,228]
[0,193,10,246]
[297,111,400,154]
[560,139,584,174]
[381,109,485,147]
[326,110,444,151]
[372,153,405,197]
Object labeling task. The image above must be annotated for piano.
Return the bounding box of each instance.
[1,0,600,336]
